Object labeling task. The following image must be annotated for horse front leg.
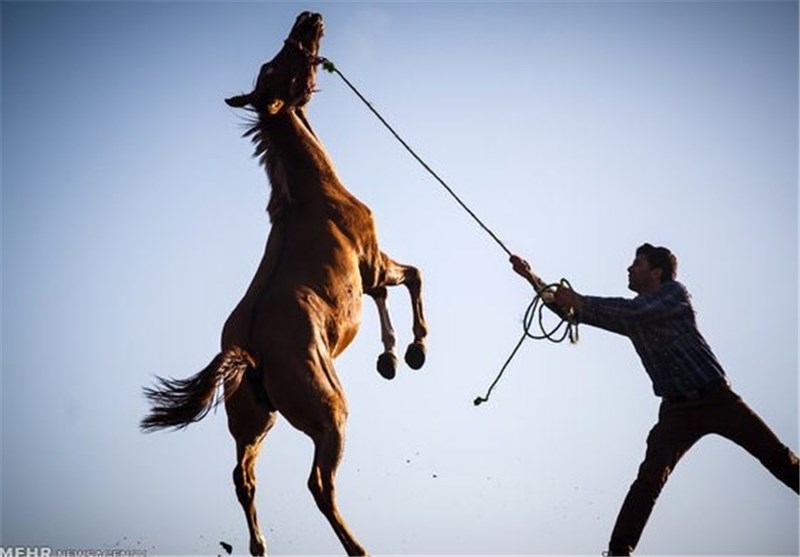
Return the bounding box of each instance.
[376,252,428,371]
[367,286,399,380]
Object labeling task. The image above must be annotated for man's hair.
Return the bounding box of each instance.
[636,243,677,282]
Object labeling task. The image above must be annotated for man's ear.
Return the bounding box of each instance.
[651,267,664,283]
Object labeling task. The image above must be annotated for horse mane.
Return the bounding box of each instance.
[240,113,292,222]
[241,105,324,222]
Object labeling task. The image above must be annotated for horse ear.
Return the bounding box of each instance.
[225,94,251,108]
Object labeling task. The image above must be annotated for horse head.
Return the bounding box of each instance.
[225,11,324,115]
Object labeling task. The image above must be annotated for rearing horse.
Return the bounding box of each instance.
[140,12,427,556]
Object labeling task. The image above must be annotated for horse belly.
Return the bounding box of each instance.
[236,283,359,354]
[221,225,366,361]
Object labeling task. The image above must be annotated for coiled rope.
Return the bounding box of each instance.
[318,57,578,405]
[473,279,579,406]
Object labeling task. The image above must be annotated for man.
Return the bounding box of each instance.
[510,243,799,556]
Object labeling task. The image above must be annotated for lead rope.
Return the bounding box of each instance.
[318,57,578,405]
[318,58,512,256]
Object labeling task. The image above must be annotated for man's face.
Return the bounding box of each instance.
[627,254,661,294]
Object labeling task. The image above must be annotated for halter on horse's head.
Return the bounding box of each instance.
[225,11,324,114]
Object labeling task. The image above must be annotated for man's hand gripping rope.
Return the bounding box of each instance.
[473,256,580,406]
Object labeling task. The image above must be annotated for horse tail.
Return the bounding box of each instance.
[140,346,255,432]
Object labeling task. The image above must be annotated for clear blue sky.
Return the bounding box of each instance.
[2,1,798,555]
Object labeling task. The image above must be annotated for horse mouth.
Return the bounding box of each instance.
[291,11,325,56]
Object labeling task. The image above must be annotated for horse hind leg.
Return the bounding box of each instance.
[279,353,366,555]
[226,375,278,556]
[308,423,367,556]
[234,438,269,556]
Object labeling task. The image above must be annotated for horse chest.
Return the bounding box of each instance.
[325,197,376,244]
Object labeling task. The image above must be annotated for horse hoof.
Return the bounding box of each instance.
[249,538,266,556]
[404,342,426,370]
[377,352,397,380]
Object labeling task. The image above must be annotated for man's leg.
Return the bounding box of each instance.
[710,388,799,493]
[608,402,701,555]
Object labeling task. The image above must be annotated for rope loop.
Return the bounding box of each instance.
[474,280,579,406]
[524,279,579,344]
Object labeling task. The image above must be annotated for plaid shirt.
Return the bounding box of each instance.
[578,280,728,399]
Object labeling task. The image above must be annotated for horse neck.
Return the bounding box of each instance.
[259,108,351,220]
